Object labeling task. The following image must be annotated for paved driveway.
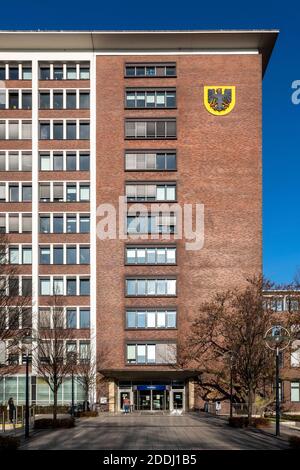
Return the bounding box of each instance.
[20,412,289,450]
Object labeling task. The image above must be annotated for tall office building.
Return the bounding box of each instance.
[0,30,288,413]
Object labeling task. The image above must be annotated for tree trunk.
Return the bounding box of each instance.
[53,385,58,425]
[247,389,253,422]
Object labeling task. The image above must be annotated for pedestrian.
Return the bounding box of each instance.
[123,397,130,414]
[215,401,222,415]
[7,397,16,424]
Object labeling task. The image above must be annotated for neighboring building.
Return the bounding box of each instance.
[0,30,278,412]
[263,291,300,413]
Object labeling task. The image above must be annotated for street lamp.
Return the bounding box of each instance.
[68,351,77,417]
[229,353,236,419]
[22,332,32,439]
[265,326,290,437]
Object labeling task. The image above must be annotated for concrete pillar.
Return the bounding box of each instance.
[108,381,116,413]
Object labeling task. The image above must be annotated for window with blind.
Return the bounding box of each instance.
[126,278,176,296]
[125,89,176,108]
[125,151,176,171]
[127,213,176,234]
[126,309,176,328]
[126,246,176,264]
[125,63,176,78]
[126,343,177,364]
[125,119,176,139]
[126,183,176,202]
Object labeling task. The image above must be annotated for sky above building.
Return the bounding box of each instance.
[0,0,299,284]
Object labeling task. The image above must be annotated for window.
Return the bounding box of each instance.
[39,92,50,109]
[53,122,63,139]
[53,183,63,201]
[127,213,176,234]
[80,216,90,233]
[9,247,19,264]
[66,309,77,329]
[53,216,63,233]
[22,67,32,80]
[8,214,18,232]
[79,66,90,80]
[22,152,32,171]
[66,246,76,264]
[291,341,300,367]
[79,92,90,109]
[66,153,76,171]
[9,184,19,202]
[66,184,77,202]
[125,152,176,171]
[39,183,50,202]
[22,215,32,232]
[53,92,63,109]
[9,66,19,80]
[66,122,76,140]
[125,120,176,139]
[67,278,76,296]
[125,64,176,77]
[126,310,176,329]
[79,278,90,295]
[291,382,300,402]
[53,153,63,170]
[79,246,90,264]
[22,93,32,109]
[40,122,50,140]
[40,153,51,171]
[40,279,50,295]
[126,183,176,202]
[53,246,63,264]
[9,92,19,109]
[0,91,5,109]
[79,153,90,171]
[0,66,5,80]
[67,66,77,80]
[53,66,63,80]
[39,308,51,328]
[22,278,32,296]
[40,247,50,264]
[53,277,64,295]
[79,185,90,201]
[22,185,32,201]
[22,247,32,264]
[9,121,19,139]
[66,92,76,109]
[79,309,90,328]
[22,121,32,139]
[126,246,176,264]
[40,67,51,80]
[0,183,5,201]
[40,216,50,233]
[125,90,176,108]
[79,122,90,140]
[126,278,176,296]
[67,215,76,233]
[126,343,176,364]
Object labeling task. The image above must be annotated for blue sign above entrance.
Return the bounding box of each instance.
[137,385,166,391]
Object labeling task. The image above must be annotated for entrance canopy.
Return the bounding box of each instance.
[98,369,199,381]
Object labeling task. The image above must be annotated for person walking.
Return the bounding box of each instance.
[8,397,16,424]
[123,397,130,414]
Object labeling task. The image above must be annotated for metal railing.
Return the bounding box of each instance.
[0,405,35,433]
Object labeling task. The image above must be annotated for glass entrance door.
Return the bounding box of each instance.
[138,390,151,410]
[152,391,165,410]
[172,391,183,410]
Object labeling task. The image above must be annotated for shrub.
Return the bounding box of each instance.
[282,414,300,422]
[34,417,75,429]
[34,405,69,415]
[228,417,249,428]
[0,435,20,450]
[250,417,271,428]
[289,436,300,449]
[78,411,98,418]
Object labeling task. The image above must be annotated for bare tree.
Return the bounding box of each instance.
[0,233,31,377]
[33,293,75,423]
[187,276,278,419]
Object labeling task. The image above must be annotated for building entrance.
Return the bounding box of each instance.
[134,385,169,411]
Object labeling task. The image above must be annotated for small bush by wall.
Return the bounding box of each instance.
[79,411,98,418]
[34,417,75,429]
[228,417,249,428]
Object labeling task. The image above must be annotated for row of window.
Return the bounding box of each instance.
[39,276,90,296]
[126,278,176,297]
[39,90,90,109]
[126,343,176,364]
[39,120,90,140]
[0,307,32,329]
[0,90,90,110]
[0,120,32,139]
[125,89,176,108]
[125,152,176,171]
[0,90,32,109]
[39,245,90,265]
[0,182,32,202]
[39,182,90,202]
[125,119,176,139]
[39,213,90,234]
[126,183,176,202]
[5,244,90,265]
[0,276,32,296]
[39,151,90,171]
[263,297,300,312]
[0,151,32,172]
[125,64,176,78]
[0,63,32,80]
[127,214,176,234]
[0,213,32,233]
[126,246,176,265]
[39,63,90,81]
[39,307,90,329]
[126,309,176,329]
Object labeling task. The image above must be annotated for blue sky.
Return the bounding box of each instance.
[0,0,299,284]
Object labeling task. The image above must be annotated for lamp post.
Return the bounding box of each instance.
[265,326,290,437]
[68,351,76,417]
[229,354,235,419]
[23,333,32,439]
